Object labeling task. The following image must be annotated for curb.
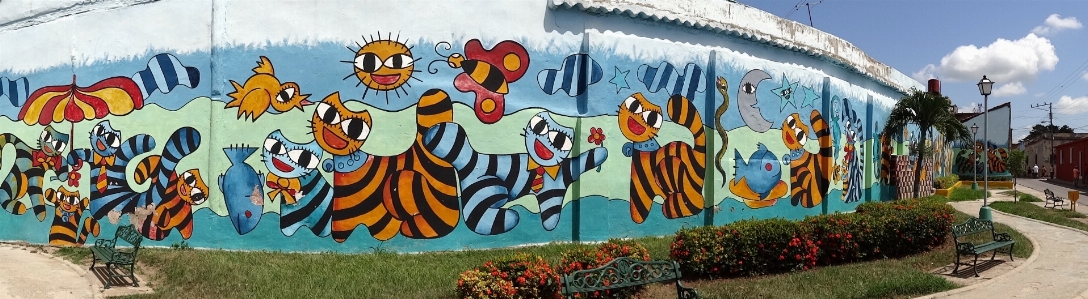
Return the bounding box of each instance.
[911,204,1042,299]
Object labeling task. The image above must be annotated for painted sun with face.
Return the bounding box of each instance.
[310,92,372,156]
[343,33,421,102]
[782,113,810,151]
[617,93,664,143]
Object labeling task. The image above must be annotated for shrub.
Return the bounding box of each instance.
[671,218,817,278]
[457,253,561,299]
[856,198,955,257]
[935,174,959,189]
[803,213,872,265]
[674,198,955,277]
[558,239,650,299]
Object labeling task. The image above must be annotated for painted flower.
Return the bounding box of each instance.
[587,127,605,146]
[67,171,81,187]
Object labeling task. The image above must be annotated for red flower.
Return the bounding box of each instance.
[67,171,81,187]
[587,127,606,146]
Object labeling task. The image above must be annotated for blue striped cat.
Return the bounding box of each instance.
[422,112,607,235]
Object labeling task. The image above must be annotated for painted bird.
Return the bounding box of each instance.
[226,56,313,121]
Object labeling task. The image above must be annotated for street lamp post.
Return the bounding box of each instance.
[978,76,994,221]
[971,124,979,190]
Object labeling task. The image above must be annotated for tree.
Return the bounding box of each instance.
[881,90,972,198]
[1020,124,1074,143]
[1007,149,1027,202]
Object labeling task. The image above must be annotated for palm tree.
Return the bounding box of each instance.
[881,89,972,198]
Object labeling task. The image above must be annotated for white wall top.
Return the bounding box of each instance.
[549,0,923,94]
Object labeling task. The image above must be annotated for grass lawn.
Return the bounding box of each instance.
[51,211,1032,299]
[997,190,1043,202]
[947,187,991,202]
[990,201,1088,231]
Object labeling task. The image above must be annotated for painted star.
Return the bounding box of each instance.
[610,67,630,93]
[771,76,798,111]
[801,86,820,108]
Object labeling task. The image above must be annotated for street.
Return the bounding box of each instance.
[1014,178,1087,208]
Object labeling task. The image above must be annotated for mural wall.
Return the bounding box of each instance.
[953,104,1012,178]
[0,0,923,252]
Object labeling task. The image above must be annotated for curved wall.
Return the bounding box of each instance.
[0,0,923,252]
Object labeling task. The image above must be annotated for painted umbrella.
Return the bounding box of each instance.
[18,75,144,126]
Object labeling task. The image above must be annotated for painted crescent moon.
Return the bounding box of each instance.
[738,69,774,132]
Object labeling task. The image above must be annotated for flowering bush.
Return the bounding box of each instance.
[804,213,872,265]
[856,198,955,257]
[671,218,817,277]
[558,239,651,299]
[673,198,955,277]
[456,253,561,299]
[458,269,518,299]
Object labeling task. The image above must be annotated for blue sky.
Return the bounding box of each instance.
[742,0,1088,142]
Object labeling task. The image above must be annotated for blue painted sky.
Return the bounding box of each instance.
[742,0,1088,142]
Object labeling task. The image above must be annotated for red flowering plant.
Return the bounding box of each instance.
[558,239,651,299]
[456,252,561,299]
[672,218,817,278]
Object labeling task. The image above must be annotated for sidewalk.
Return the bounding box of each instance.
[923,186,1088,299]
[0,243,94,299]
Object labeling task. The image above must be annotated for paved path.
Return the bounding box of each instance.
[0,243,93,299]
[935,188,1088,299]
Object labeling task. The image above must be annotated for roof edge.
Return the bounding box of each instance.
[548,0,923,94]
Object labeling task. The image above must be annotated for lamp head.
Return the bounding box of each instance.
[977,75,994,96]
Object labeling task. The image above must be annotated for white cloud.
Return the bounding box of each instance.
[1082,71,1088,82]
[958,102,981,113]
[1056,95,1088,114]
[1032,14,1083,35]
[912,34,1058,87]
[992,82,1027,97]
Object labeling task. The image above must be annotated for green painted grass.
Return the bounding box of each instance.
[990,201,1088,232]
[49,208,1033,299]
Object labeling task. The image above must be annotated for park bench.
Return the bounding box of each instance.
[560,257,698,299]
[951,218,1015,277]
[89,224,143,289]
[1044,189,1067,209]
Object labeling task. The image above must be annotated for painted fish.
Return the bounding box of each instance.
[729,143,788,208]
[218,146,264,235]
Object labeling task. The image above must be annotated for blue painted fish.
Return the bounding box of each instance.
[729,143,788,208]
[218,146,264,235]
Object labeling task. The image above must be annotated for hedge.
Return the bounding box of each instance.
[672,198,955,277]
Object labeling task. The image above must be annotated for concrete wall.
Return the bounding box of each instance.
[0,0,922,252]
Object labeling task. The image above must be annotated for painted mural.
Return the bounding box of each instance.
[0,0,923,253]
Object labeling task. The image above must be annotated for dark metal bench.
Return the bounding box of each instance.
[560,257,698,299]
[90,224,143,289]
[951,218,1014,277]
[1044,189,1067,209]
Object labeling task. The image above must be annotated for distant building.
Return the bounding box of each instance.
[1053,136,1088,183]
[1024,132,1088,177]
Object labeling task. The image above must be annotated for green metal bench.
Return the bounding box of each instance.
[951,218,1014,277]
[89,224,143,289]
[560,257,698,299]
